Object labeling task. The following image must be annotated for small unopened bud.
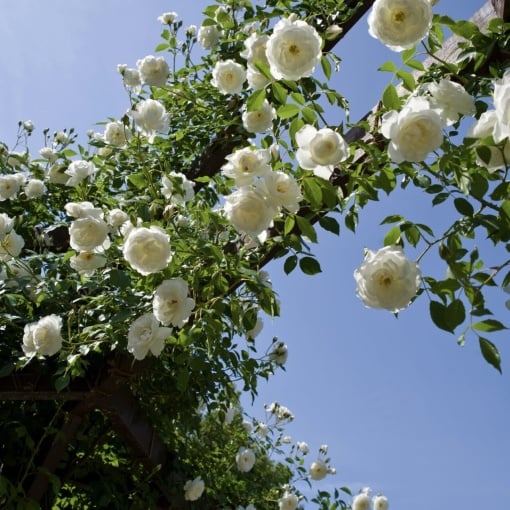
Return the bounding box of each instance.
[325,24,343,40]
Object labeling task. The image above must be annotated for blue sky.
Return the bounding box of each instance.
[1,1,509,509]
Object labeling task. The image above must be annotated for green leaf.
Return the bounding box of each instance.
[284,254,298,274]
[472,319,507,332]
[246,89,266,112]
[383,225,401,246]
[271,82,288,105]
[318,216,340,235]
[299,256,322,275]
[396,69,416,91]
[430,299,465,333]
[450,20,481,40]
[378,61,397,72]
[454,197,474,217]
[302,177,322,208]
[479,337,502,373]
[284,215,295,236]
[128,172,148,189]
[321,55,332,80]
[276,103,300,119]
[54,375,70,393]
[296,215,317,243]
[382,83,400,110]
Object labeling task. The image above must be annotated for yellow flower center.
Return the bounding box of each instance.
[377,271,394,288]
[393,10,406,23]
[289,44,300,56]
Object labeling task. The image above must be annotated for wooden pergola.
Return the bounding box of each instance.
[1,0,509,507]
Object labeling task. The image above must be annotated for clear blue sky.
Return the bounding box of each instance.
[1,1,508,509]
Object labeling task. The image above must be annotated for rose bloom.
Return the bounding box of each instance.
[39,146,57,162]
[246,316,263,339]
[153,278,195,327]
[69,217,109,252]
[381,96,444,163]
[122,225,172,275]
[242,100,276,133]
[0,174,24,200]
[278,492,299,510]
[117,64,142,92]
[368,0,433,52]
[129,99,170,142]
[157,11,177,24]
[309,459,328,480]
[137,55,170,87]
[24,179,47,198]
[354,245,421,312]
[236,447,256,472]
[424,79,476,125]
[65,201,103,219]
[0,230,24,261]
[107,208,130,231]
[22,314,63,357]
[373,495,389,510]
[127,313,172,360]
[65,160,97,187]
[493,69,510,143]
[467,110,510,172]
[241,33,271,90]
[297,441,309,454]
[266,16,322,81]
[198,24,221,49]
[161,172,195,205]
[352,493,371,510]
[183,476,205,501]
[296,125,349,179]
[186,25,197,37]
[269,340,288,365]
[259,171,302,214]
[224,187,277,237]
[70,252,107,275]
[222,147,271,186]
[0,213,14,238]
[211,59,246,95]
[104,121,131,147]
[47,163,69,184]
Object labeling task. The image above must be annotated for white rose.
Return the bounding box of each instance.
[246,67,271,90]
[183,476,205,501]
[380,96,444,163]
[161,172,195,205]
[118,66,141,92]
[296,125,349,179]
[297,441,309,454]
[269,340,288,365]
[467,110,510,172]
[0,213,14,238]
[354,245,421,312]
[47,163,69,184]
[39,146,57,162]
[211,59,246,95]
[373,495,389,510]
[224,187,277,237]
[65,201,103,219]
[186,25,197,37]
[127,313,172,360]
[157,11,177,24]
[153,278,195,327]
[122,226,172,275]
[0,230,24,261]
[198,24,221,49]
[69,217,109,252]
[309,459,328,480]
[493,69,510,142]
[259,171,302,213]
[278,492,299,510]
[107,208,130,230]
[246,316,263,339]
[136,55,170,87]
[65,160,97,187]
[352,493,371,510]
[22,314,63,357]
[241,33,270,67]
[70,252,107,275]
[0,174,23,200]
[236,447,255,472]
[222,147,271,186]
[266,17,322,81]
[368,0,433,52]
[424,79,476,125]
[104,121,131,147]
[242,100,276,133]
[129,99,170,142]
[24,179,46,198]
